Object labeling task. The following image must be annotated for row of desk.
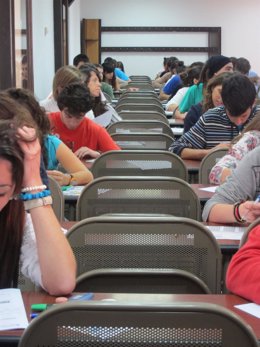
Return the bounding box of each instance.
[1,291,259,344]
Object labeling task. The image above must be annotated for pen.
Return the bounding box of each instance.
[30,313,39,319]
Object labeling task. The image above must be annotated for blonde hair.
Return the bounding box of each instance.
[52,65,83,100]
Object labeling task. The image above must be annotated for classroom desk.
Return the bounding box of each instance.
[1,292,260,345]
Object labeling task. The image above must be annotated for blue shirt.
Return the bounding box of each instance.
[44,134,62,170]
[163,75,182,95]
[114,67,130,81]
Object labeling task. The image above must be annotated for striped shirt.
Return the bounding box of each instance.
[169,105,260,156]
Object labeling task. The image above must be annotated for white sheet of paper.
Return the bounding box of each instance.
[199,186,218,193]
[206,225,246,240]
[235,303,260,319]
[63,185,85,197]
[0,288,28,330]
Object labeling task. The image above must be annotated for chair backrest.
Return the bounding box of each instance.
[129,74,152,81]
[199,148,229,184]
[67,215,221,292]
[47,175,65,221]
[18,301,258,347]
[117,97,162,107]
[115,102,164,113]
[110,133,173,150]
[127,82,154,90]
[118,110,168,124]
[122,90,158,98]
[76,176,201,221]
[91,150,188,181]
[239,217,260,248]
[107,120,174,138]
[75,268,211,294]
[103,91,113,103]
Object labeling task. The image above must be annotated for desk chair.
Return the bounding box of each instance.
[129,74,152,81]
[76,176,201,221]
[75,268,211,294]
[107,120,174,138]
[91,150,188,181]
[122,90,158,98]
[48,175,65,221]
[110,132,173,150]
[103,91,113,103]
[115,102,164,114]
[67,215,220,292]
[199,148,229,184]
[117,96,162,107]
[127,82,154,90]
[118,110,169,124]
[19,301,258,346]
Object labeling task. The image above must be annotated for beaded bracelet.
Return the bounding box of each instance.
[19,189,51,201]
[233,202,246,223]
[21,185,47,193]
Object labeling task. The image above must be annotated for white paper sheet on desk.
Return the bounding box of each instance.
[206,225,246,240]
[171,127,183,135]
[199,186,218,193]
[235,303,260,319]
[0,288,28,330]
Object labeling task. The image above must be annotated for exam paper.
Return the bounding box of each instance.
[199,186,218,193]
[0,288,28,330]
[235,303,260,319]
[206,225,246,240]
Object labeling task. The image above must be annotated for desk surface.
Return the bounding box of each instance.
[1,292,259,342]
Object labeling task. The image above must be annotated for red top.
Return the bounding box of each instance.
[48,112,120,153]
[226,225,260,304]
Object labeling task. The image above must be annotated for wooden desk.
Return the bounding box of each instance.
[191,183,216,202]
[2,292,260,344]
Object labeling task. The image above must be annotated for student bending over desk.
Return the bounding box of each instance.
[6,88,93,186]
[0,116,76,294]
[49,83,121,159]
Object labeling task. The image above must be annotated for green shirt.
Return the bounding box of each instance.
[179,83,203,113]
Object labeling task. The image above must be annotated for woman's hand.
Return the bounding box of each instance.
[47,170,70,186]
[16,126,42,187]
[74,146,100,159]
[239,200,260,223]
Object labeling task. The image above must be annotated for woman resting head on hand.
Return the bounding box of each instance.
[0,109,76,295]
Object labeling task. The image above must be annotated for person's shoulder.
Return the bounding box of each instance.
[49,111,61,119]
[203,106,225,119]
[45,134,62,145]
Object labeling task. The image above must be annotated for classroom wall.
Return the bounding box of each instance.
[79,0,260,78]
[32,0,54,100]
[68,0,81,65]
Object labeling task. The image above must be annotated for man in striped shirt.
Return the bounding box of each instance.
[169,73,259,160]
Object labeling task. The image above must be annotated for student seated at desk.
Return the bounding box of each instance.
[0,116,76,294]
[226,224,260,304]
[169,73,258,160]
[49,83,121,159]
[209,113,260,185]
[202,145,260,224]
[6,88,93,186]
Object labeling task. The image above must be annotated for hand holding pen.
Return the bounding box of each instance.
[240,194,260,223]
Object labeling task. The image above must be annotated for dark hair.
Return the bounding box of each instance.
[235,57,251,75]
[57,83,93,117]
[79,64,107,116]
[73,53,89,67]
[0,118,25,288]
[102,62,117,90]
[116,61,125,72]
[222,72,256,116]
[202,72,232,112]
[199,55,232,84]
[104,57,117,68]
[6,88,51,166]
[180,65,203,87]
[232,111,260,144]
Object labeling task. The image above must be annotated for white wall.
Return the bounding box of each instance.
[68,0,81,65]
[80,0,260,78]
[32,0,54,100]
